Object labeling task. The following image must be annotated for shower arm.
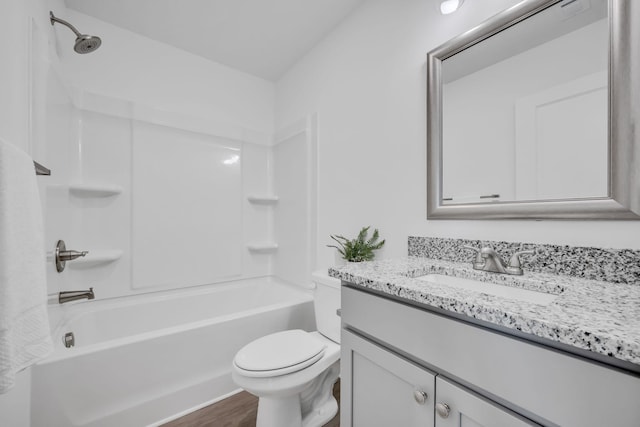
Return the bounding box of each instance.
[50,11,82,37]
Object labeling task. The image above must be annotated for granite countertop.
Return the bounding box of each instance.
[329,257,640,368]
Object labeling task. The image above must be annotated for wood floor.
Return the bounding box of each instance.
[162,380,340,427]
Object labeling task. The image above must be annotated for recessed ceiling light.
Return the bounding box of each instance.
[440,0,465,15]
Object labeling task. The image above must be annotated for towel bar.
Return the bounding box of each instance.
[34,161,51,176]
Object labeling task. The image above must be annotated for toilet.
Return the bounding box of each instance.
[232,271,341,427]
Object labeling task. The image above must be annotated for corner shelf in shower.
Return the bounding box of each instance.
[247,195,279,204]
[67,249,123,269]
[69,183,123,197]
[247,243,279,253]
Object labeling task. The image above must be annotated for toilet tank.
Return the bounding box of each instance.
[312,270,342,343]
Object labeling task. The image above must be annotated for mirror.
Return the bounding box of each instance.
[427,0,640,219]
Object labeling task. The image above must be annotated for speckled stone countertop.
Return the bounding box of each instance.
[329,257,640,368]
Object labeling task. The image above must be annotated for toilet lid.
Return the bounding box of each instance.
[234,330,326,373]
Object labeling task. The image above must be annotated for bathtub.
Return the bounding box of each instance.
[31,277,316,427]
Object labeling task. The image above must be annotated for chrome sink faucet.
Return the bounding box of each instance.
[463,246,535,275]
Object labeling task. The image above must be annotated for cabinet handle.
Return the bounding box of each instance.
[435,402,451,418]
[413,388,428,405]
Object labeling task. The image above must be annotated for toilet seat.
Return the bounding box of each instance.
[234,330,326,378]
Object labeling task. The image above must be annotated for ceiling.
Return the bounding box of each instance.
[64,0,364,81]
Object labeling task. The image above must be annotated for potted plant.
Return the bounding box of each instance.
[328,226,385,263]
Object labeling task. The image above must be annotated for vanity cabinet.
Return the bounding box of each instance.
[342,329,538,427]
[340,285,640,427]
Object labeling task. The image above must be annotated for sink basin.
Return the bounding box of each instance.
[415,274,559,305]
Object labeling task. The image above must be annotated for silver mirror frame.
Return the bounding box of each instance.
[427,0,640,220]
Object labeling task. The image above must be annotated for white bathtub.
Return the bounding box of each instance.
[31,277,315,427]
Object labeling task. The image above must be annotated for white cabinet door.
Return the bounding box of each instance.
[435,377,539,427]
[341,330,435,427]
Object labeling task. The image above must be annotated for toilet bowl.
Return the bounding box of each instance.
[231,271,341,427]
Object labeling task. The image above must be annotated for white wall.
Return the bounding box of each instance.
[275,0,640,271]
[0,1,65,424]
[56,9,275,136]
[0,0,62,153]
[0,2,30,153]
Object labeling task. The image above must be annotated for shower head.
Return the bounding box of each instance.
[50,11,102,54]
[73,34,102,54]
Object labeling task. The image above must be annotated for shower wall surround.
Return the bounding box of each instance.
[44,89,313,300]
[408,236,640,285]
[43,8,321,300]
[131,121,243,289]
[272,116,318,288]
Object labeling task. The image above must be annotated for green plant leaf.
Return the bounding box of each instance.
[327,226,385,262]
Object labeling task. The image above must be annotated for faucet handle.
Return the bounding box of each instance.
[506,249,535,275]
[55,240,89,272]
[462,245,485,269]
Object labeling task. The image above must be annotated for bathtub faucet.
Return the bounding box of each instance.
[59,287,95,304]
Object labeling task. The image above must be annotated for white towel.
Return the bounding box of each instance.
[0,138,53,394]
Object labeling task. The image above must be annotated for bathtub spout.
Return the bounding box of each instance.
[59,287,95,304]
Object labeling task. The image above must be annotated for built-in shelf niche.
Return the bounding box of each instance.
[69,183,123,197]
[246,196,279,254]
[67,249,123,269]
[246,243,279,253]
[247,195,279,204]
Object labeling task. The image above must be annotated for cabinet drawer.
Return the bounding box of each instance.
[342,285,640,427]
